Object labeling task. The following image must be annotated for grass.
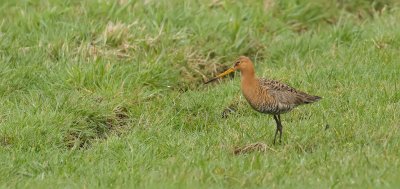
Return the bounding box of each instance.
[1,0,400,188]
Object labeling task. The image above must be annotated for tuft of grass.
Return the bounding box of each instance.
[64,105,131,150]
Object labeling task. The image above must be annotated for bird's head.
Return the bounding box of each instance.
[233,56,253,72]
[204,56,254,84]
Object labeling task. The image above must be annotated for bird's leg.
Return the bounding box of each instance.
[273,115,280,145]
[277,114,283,143]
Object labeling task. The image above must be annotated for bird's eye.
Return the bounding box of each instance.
[234,61,240,67]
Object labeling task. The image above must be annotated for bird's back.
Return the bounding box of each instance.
[244,78,321,115]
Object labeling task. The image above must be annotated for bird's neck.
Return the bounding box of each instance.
[240,69,258,92]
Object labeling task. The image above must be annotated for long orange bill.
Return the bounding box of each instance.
[204,67,235,84]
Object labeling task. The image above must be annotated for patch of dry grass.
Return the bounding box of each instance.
[234,142,277,155]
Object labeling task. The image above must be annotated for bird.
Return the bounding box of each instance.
[205,56,321,144]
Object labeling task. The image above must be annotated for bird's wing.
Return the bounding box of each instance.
[258,79,319,106]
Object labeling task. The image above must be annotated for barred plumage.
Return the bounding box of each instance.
[205,56,321,144]
[249,78,321,114]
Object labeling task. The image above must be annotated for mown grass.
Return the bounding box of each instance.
[0,0,400,188]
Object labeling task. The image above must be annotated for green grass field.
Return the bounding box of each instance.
[1,0,400,188]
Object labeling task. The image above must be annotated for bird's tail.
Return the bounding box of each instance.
[302,95,322,104]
